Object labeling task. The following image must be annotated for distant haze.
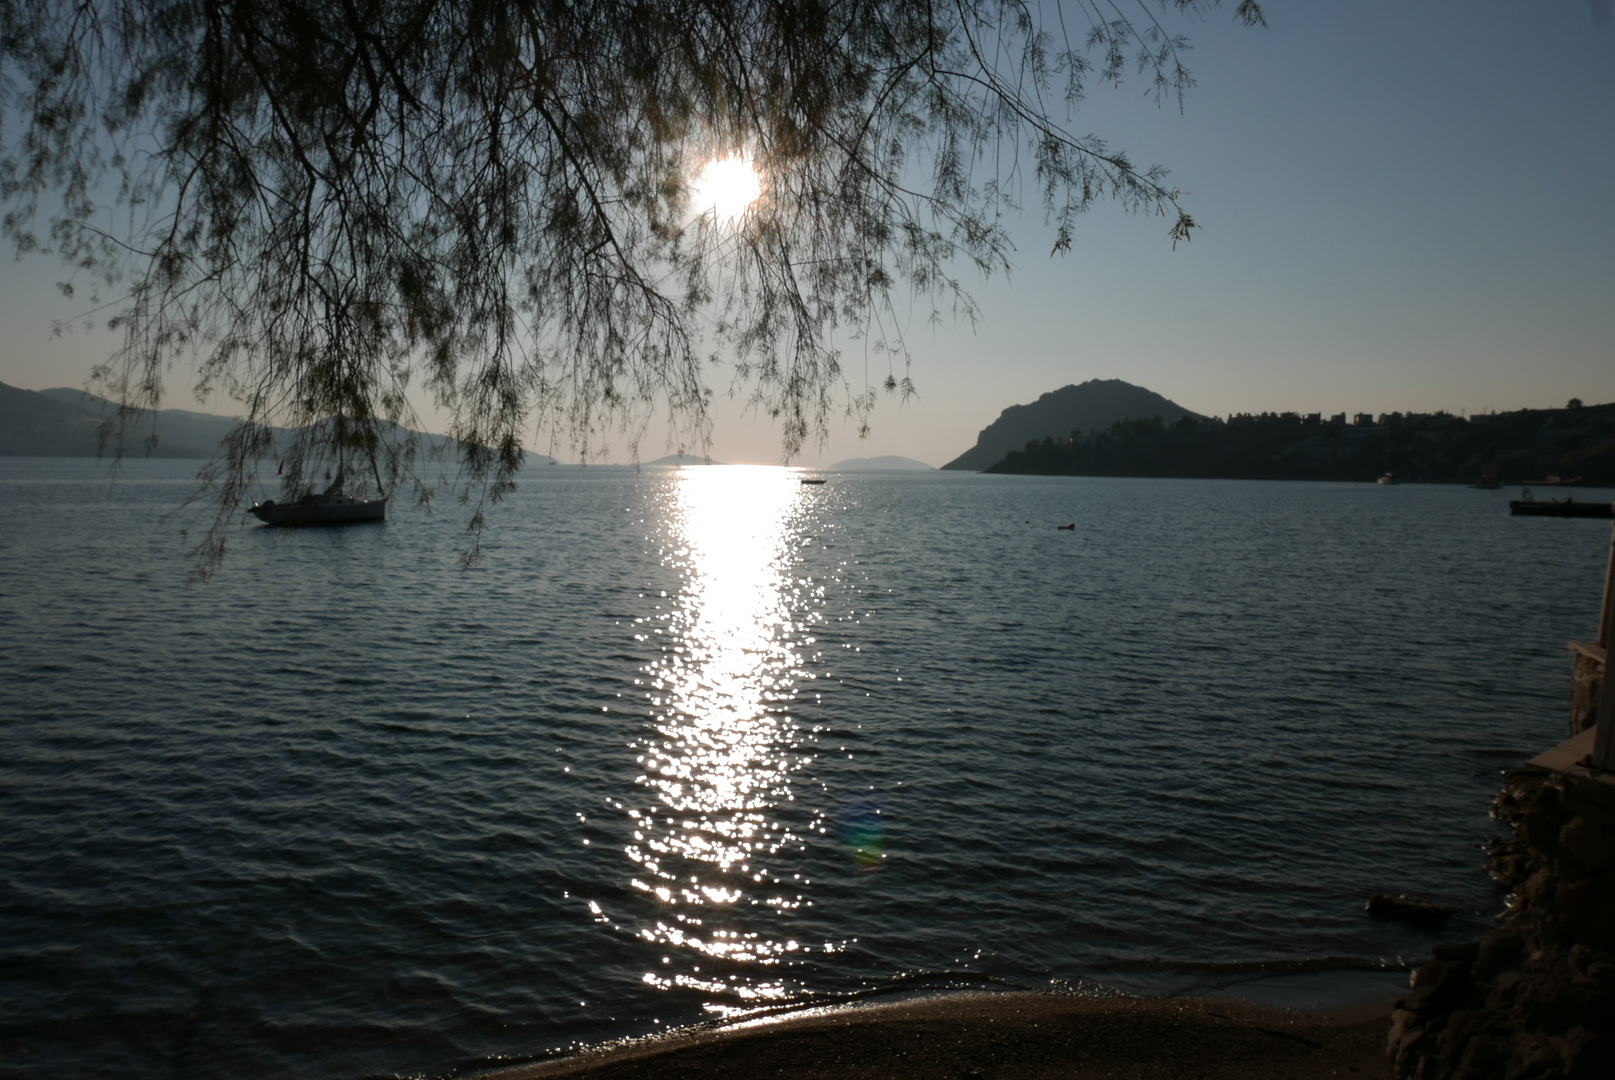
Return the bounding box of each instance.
[641,453,725,467]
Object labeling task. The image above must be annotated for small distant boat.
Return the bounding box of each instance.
[1468,476,1501,490]
[249,469,386,526]
[800,478,826,485]
[1377,473,1400,486]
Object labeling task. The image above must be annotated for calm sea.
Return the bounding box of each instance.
[1,458,1608,1079]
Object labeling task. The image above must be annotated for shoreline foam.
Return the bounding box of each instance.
[481,989,1396,1079]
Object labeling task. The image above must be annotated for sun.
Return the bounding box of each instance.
[692,154,762,223]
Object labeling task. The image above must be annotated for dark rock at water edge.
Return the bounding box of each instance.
[1367,894,1456,929]
[1387,770,1615,1079]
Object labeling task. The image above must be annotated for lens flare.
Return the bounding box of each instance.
[839,801,886,870]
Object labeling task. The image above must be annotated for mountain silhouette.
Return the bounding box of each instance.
[941,379,1201,471]
[3,382,560,463]
[643,453,725,466]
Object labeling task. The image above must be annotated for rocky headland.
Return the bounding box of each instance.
[940,379,1199,471]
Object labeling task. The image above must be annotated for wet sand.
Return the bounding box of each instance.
[489,991,1396,1079]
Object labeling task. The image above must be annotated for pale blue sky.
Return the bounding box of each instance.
[2,1,1611,467]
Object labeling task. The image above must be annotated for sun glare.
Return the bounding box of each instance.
[692,154,762,223]
[624,466,819,1005]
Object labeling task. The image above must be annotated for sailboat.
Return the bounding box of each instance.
[248,465,386,526]
[249,426,387,526]
[1376,449,1399,485]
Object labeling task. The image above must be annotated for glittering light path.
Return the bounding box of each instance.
[624,467,829,1009]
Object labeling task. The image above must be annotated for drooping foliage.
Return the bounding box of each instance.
[0,0,1264,573]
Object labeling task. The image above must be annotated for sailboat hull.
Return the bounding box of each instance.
[249,497,387,527]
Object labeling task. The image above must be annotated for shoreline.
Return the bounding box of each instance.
[479,988,1398,1080]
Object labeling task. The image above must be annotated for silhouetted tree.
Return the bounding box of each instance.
[1,0,1264,573]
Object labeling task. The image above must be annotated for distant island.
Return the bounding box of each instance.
[985,401,1615,487]
[941,379,1198,471]
[642,453,724,466]
[828,455,933,471]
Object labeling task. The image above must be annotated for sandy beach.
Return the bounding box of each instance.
[488,991,1396,1080]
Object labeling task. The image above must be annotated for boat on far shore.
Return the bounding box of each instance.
[1377,472,1400,485]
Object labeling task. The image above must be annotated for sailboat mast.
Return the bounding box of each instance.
[371,444,385,498]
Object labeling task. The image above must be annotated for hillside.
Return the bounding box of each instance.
[941,379,1200,471]
[5,382,559,464]
[2,381,220,457]
[986,403,1615,486]
[39,387,252,457]
[1,381,101,456]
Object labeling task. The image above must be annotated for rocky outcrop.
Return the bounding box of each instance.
[1387,770,1615,1079]
[1368,894,1456,929]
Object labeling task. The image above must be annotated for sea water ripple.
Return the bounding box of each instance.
[0,458,1606,1079]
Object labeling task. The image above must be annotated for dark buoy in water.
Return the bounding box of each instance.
[1366,893,1453,928]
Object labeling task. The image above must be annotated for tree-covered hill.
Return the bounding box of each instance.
[942,379,1201,471]
[986,402,1615,486]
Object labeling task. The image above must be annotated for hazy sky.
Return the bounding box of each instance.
[2,1,1611,467]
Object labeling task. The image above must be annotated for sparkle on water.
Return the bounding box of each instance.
[626,467,820,1007]
[691,154,761,222]
[5,458,1610,1080]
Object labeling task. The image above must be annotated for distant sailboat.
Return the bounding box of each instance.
[1377,448,1399,485]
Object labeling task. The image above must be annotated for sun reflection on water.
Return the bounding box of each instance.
[623,467,827,1007]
